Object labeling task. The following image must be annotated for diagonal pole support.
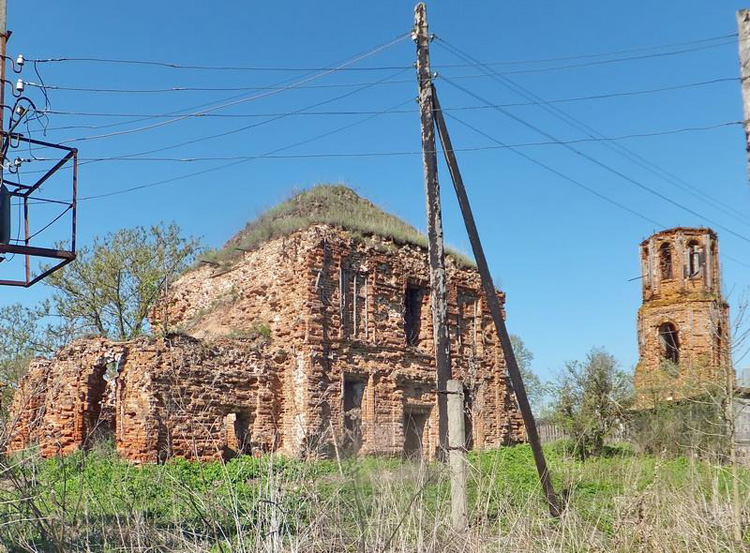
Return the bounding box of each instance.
[432,87,562,517]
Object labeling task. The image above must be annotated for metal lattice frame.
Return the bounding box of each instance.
[0,134,77,287]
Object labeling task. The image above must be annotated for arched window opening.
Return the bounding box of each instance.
[687,240,703,278]
[658,323,679,364]
[659,243,673,280]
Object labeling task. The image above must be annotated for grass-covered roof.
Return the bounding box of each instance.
[201,184,473,268]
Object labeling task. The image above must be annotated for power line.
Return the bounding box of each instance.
[24,78,415,94]
[21,121,737,165]
[435,39,750,241]
[443,37,738,76]
[25,56,738,96]
[37,76,736,134]
[22,37,739,97]
[443,111,664,227]
[436,38,750,229]
[38,32,411,146]
[443,111,750,273]
[441,75,750,245]
[17,120,739,181]
[58,68,411,153]
[79,98,414,201]
[28,58,412,72]
[26,31,736,71]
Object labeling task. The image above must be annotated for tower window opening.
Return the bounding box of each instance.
[659,243,673,280]
[658,323,680,364]
[405,284,424,346]
[687,240,703,278]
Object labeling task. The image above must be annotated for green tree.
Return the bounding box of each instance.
[509,334,545,415]
[0,224,199,401]
[45,223,200,340]
[553,347,632,459]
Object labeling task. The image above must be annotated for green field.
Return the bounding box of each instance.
[1,442,747,552]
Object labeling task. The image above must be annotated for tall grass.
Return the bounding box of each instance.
[0,441,747,551]
[200,184,474,269]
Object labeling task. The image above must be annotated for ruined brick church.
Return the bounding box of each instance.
[8,186,524,462]
[634,227,731,407]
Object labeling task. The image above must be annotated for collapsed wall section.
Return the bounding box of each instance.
[116,335,281,463]
[7,338,125,457]
[8,336,282,463]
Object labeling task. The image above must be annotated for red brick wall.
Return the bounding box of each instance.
[9,224,524,462]
[634,228,732,407]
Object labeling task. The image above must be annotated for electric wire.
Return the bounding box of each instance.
[23,57,737,95]
[79,97,415,201]
[26,31,736,70]
[24,204,72,242]
[19,121,735,164]
[436,38,750,229]
[435,53,750,246]
[59,67,411,159]
[24,79,416,94]
[440,37,737,76]
[442,76,750,245]
[37,76,736,134]
[38,33,411,145]
[20,37,740,98]
[453,113,750,280]
[15,120,739,180]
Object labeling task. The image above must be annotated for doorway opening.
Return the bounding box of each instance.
[403,409,428,459]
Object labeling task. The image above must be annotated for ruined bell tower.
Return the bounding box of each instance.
[634,227,731,407]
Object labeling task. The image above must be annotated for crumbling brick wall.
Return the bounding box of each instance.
[10,223,524,462]
[158,224,524,460]
[7,338,125,457]
[634,228,731,407]
[115,336,281,462]
[9,336,280,463]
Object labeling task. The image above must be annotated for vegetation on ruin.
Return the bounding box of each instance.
[1,441,748,551]
[199,184,475,269]
[0,223,200,410]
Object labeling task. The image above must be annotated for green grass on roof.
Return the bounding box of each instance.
[200,184,474,268]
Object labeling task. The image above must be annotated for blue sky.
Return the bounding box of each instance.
[3,1,750,383]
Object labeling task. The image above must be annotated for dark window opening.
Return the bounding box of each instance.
[659,242,673,280]
[83,363,113,448]
[687,240,704,278]
[223,411,251,460]
[343,377,365,454]
[405,285,424,346]
[658,322,680,364]
[403,410,428,460]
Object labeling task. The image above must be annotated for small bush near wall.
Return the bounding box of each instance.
[629,399,728,459]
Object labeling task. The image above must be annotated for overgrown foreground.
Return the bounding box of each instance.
[1,442,748,552]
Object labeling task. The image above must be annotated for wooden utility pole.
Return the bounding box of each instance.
[738,9,750,180]
[432,90,562,517]
[0,0,7,175]
[0,0,9,247]
[414,2,452,456]
[446,379,468,530]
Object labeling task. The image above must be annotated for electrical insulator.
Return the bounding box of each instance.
[15,79,24,93]
[15,105,25,117]
[15,54,23,68]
